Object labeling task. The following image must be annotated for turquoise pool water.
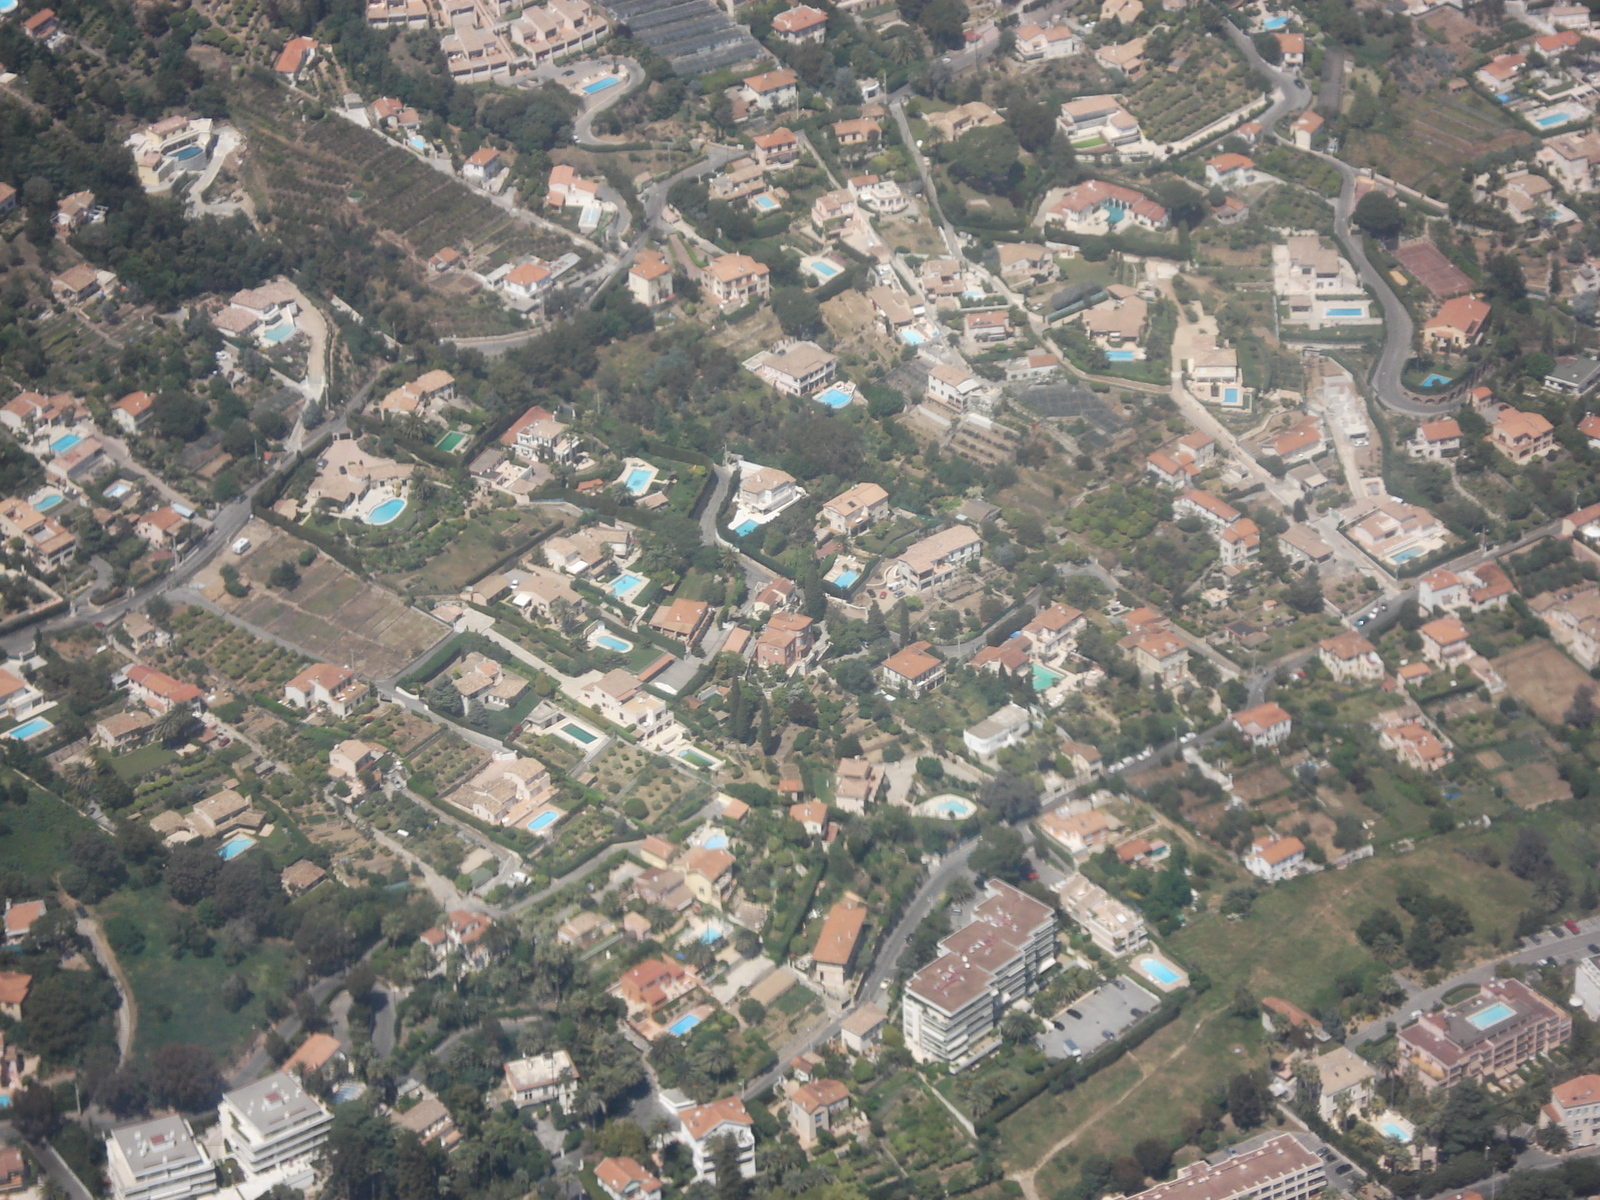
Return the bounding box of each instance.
[606,572,643,596]
[105,481,132,499]
[704,834,728,850]
[1223,387,1240,405]
[1140,957,1180,985]
[1381,1121,1412,1143]
[0,1094,10,1108]
[368,497,406,525]
[668,1013,701,1036]
[1326,307,1364,316]
[1032,663,1064,691]
[34,494,62,512]
[1262,14,1287,27]
[1392,547,1423,562]
[0,0,17,14]
[596,634,632,652]
[171,144,203,161]
[752,193,779,211]
[625,467,653,494]
[409,136,426,150]
[900,328,924,345]
[50,434,81,454]
[219,835,256,860]
[1420,373,1452,387]
[5,717,51,741]
[699,923,723,944]
[582,76,619,94]
[815,387,851,409]
[435,431,467,452]
[937,798,975,818]
[263,323,295,344]
[1538,113,1569,127]
[562,723,597,744]
[1105,350,1135,362]
[834,570,858,588]
[528,810,560,832]
[1468,1001,1515,1029]
[733,518,758,536]
[811,260,840,279]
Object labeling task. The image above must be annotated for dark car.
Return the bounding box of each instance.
[1589,943,1600,954]
[1067,1008,1083,1019]
[1052,1020,1065,1030]
[1102,1029,1115,1041]
[1130,1007,1144,1018]
[1335,1165,1351,1176]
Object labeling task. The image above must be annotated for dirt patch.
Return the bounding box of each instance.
[1495,639,1594,725]
[1497,761,1573,809]
[1476,749,1505,770]
[1233,766,1292,804]
[199,518,450,680]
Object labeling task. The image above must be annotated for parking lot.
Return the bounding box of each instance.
[1038,975,1159,1060]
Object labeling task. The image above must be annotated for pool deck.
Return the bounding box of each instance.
[1131,949,1189,993]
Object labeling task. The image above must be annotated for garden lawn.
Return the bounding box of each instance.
[0,790,98,876]
[99,885,295,1060]
[380,510,556,594]
[110,745,180,782]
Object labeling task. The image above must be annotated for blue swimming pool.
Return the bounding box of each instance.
[1420,373,1452,388]
[1262,15,1287,27]
[937,798,975,818]
[733,518,758,536]
[607,572,644,597]
[1032,663,1063,691]
[50,434,81,454]
[1326,307,1364,316]
[811,260,840,279]
[1537,113,1569,127]
[815,387,851,409]
[33,494,62,512]
[1392,547,1424,563]
[625,467,653,494]
[668,1013,702,1036]
[528,810,560,832]
[1381,1121,1413,1143]
[409,136,426,151]
[596,634,632,652]
[171,144,203,161]
[0,1094,10,1109]
[1468,1001,1515,1029]
[0,0,17,14]
[262,323,295,344]
[699,923,723,944]
[900,329,924,346]
[219,835,256,860]
[752,193,780,212]
[368,497,406,525]
[1140,957,1180,985]
[1223,387,1240,405]
[582,76,619,94]
[833,570,858,588]
[5,717,51,741]
[1105,349,1135,362]
[104,481,132,499]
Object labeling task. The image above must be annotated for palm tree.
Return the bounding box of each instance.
[154,702,193,746]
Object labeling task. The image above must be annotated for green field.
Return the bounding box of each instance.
[1341,88,1529,192]
[0,789,99,879]
[97,886,295,1061]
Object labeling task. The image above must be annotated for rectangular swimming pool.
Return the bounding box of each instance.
[595,634,631,652]
[1139,957,1180,985]
[1326,307,1364,317]
[606,572,644,596]
[1262,15,1287,27]
[667,1013,701,1036]
[1223,387,1240,405]
[1105,350,1135,362]
[562,723,598,744]
[733,518,758,536]
[582,76,619,94]
[1031,663,1063,692]
[528,810,560,832]
[625,467,653,494]
[814,387,851,409]
[833,570,858,588]
[1467,1001,1515,1029]
[219,835,256,860]
[434,431,467,452]
[5,716,52,741]
[1537,113,1569,127]
[752,193,779,211]
[49,434,82,455]
[900,328,924,345]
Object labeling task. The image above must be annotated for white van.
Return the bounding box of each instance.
[231,537,251,555]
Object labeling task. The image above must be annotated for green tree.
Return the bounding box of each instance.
[947,125,1022,194]
[1252,31,1282,63]
[1006,98,1056,152]
[1353,191,1403,239]
[970,826,1028,883]
[771,287,821,337]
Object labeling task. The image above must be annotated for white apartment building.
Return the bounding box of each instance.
[902,881,1057,1064]
[887,525,982,592]
[678,1098,756,1181]
[1573,954,1600,1020]
[1544,1075,1600,1148]
[504,1050,579,1109]
[1318,632,1382,683]
[1244,835,1306,883]
[1053,872,1146,956]
[1124,1134,1324,1200]
[218,1072,333,1177]
[106,1116,217,1200]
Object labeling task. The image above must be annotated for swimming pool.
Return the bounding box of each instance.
[5,717,51,741]
[900,328,924,345]
[1140,957,1180,985]
[833,570,858,588]
[1105,350,1135,362]
[219,835,256,860]
[1537,113,1570,127]
[733,518,759,536]
[50,434,82,455]
[104,481,132,499]
[262,323,295,344]
[1223,387,1240,405]
[582,76,619,94]
[33,494,62,512]
[0,0,17,14]
[1326,307,1364,316]
[562,723,597,744]
[171,144,204,161]
[1391,547,1423,563]
[1467,1000,1515,1029]
[0,1094,10,1109]
[667,1013,702,1036]
[811,260,840,279]
[752,193,780,212]
[606,572,644,597]
[1381,1121,1412,1143]
[528,810,560,832]
[625,467,653,494]
[815,387,852,409]
[1032,663,1064,692]
[435,431,468,452]
[699,923,723,944]
[1262,15,1287,27]
[680,749,715,768]
[704,834,728,850]
[595,634,632,652]
[934,797,976,820]
[409,136,427,151]
[368,497,407,525]
[1419,373,1452,388]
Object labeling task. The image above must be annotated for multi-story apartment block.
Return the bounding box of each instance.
[1400,977,1571,1089]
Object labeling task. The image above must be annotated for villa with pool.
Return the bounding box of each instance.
[444,752,565,830]
[1342,496,1449,569]
[304,438,413,524]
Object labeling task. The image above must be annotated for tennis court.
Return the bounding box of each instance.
[1394,241,1474,300]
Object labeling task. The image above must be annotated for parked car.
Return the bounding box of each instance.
[1064,1039,1079,1056]
[1588,943,1599,955]
[1566,919,1581,934]
[1130,1007,1144,1018]
[1101,1029,1115,1041]
[1335,1165,1351,1176]
[1067,1008,1083,1019]
[1052,1020,1064,1030]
